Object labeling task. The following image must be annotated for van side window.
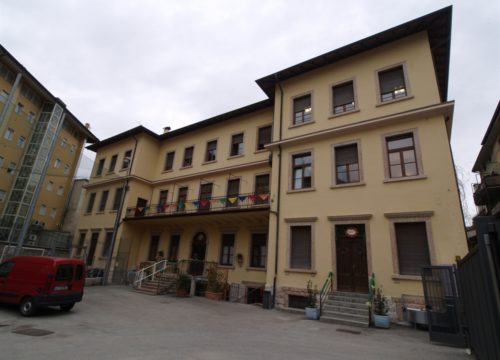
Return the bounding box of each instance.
[75,265,84,280]
[56,264,74,281]
[0,262,15,277]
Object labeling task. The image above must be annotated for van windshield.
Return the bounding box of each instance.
[56,264,74,281]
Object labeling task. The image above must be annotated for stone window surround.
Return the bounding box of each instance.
[289,90,314,128]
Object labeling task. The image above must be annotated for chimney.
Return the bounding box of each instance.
[163,126,171,134]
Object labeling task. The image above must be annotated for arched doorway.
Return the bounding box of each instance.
[190,232,207,275]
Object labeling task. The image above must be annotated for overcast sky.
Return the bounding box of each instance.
[1,0,499,222]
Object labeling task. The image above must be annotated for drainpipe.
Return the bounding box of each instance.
[103,134,138,285]
[272,76,284,307]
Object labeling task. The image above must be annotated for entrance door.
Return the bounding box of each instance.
[190,232,207,275]
[198,183,213,212]
[135,198,148,217]
[87,232,99,266]
[336,224,368,293]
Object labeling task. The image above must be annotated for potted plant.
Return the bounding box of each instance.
[176,274,192,297]
[372,287,390,328]
[305,280,319,320]
[205,268,225,300]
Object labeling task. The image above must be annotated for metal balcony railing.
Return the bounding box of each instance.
[125,192,270,219]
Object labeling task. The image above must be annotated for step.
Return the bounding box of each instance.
[331,291,368,299]
[321,309,368,322]
[329,295,369,305]
[322,304,368,316]
[320,315,369,327]
[324,300,368,310]
[133,287,159,295]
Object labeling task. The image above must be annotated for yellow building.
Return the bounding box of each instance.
[76,6,467,322]
[0,44,97,255]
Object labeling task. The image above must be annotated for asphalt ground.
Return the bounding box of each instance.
[0,286,472,360]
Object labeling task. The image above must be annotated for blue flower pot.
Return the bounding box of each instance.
[305,307,320,320]
[373,314,391,328]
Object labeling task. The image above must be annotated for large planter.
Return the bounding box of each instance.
[205,291,224,301]
[373,314,391,328]
[176,288,190,297]
[305,307,320,320]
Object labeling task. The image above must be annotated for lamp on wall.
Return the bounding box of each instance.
[237,253,244,266]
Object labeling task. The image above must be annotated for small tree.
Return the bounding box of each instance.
[373,287,388,315]
[306,280,317,308]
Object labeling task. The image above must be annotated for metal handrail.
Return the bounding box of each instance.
[134,260,175,288]
[319,272,333,316]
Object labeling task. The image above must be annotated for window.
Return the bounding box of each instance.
[226,178,240,208]
[198,183,213,212]
[47,181,54,191]
[50,208,57,219]
[334,143,360,184]
[182,147,194,167]
[205,140,217,162]
[230,133,244,156]
[4,128,14,141]
[112,187,123,211]
[54,159,61,168]
[70,144,76,153]
[98,190,109,212]
[250,233,267,268]
[108,155,118,172]
[64,164,70,175]
[39,204,47,216]
[168,234,180,261]
[177,187,188,212]
[255,174,270,205]
[219,233,235,266]
[332,81,355,114]
[164,151,175,171]
[57,186,64,196]
[386,133,418,178]
[395,222,430,275]
[290,225,312,269]
[292,152,312,190]
[7,162,16,174]
[0,156,3,168]
[158,190,169,206]
[148,235,160,261]
[17,136,26,148]
[122,150,132,169]
[0,189,6,202]
[76,233,86,256]
[96,158,105,176]
[101,231,113,258]
[86,192,96,213]
[293,94,312,125]
[61,138,67,148]
[27,112,35,123]
[257,125,272,150]
[14,102,23,114]
[378,65,407,102]
[0,90,8,103]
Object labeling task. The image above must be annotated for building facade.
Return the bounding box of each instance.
[75,7,467,319]
[0,45,97,256]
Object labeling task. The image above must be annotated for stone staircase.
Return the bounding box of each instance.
[320,291,369,327]
[133,273,178,295]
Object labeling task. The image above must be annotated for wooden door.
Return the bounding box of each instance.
[336,224,368,293]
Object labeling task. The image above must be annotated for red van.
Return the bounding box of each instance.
[0,256,85,316]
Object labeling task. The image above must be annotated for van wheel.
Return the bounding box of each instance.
[60,303,74,311]
[19,297,37,317]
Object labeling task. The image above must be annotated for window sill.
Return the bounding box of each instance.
[284,268,317,275]
[254,149,269,154]
[180,165,193,170]
[286,187,316,194]
[119,168,129,172]
[383,175,427,183]
[218,265,235,270]
[376,95,414,107]
[109,210,118,213]
[162,169,173,174]
[288,120,315,129]
[202,160,217,165]
[94,175,102,178]
[330,181,365,189]
[106,171,115,175]
[95,211,105,215]
[84,213,92,216]
[391,274,421,281]
[246,267,266,272]
[328,108,360,119]
[228,154,244,160]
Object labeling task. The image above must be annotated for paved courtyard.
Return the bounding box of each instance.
[0,286,471,360]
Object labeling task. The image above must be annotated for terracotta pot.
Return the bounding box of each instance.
[205,291,224,301]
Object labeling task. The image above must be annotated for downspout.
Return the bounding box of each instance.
[103,134,138,285]
[272,76,284,307]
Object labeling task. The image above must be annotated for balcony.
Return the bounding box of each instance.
[473,175,500,212]
[125,192,270,219]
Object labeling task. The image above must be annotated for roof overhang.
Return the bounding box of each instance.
[473,100,500,172]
